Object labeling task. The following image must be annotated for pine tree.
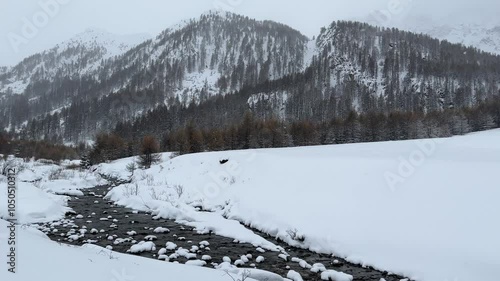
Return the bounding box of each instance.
[80,154,91,170]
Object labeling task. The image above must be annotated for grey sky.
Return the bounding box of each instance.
[1,0,499,66]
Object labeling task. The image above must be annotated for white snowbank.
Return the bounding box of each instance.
[0,181,70,224]
[0,158,102,224]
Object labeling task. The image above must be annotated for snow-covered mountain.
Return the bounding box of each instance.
[63,27,151,62]
[1,11,500,142]
[367,15,500,55]
[98,10,310,103]
[0,28,150,95]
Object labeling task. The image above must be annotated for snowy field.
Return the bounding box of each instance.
[1,130,499,281]
[100,129,500,281]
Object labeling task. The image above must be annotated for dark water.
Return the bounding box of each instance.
[36,186,408,281]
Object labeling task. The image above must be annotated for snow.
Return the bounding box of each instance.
[42,180,85,196]
[217,261,285,281]
[303,39,318,69]
[0,181,69,224]
[320,270,353,281]
[0,158,103,223]
[68,28,150,61]
[185,260,207,267]
[99,129,500,281]
[311,263,327,273]
[287,270,304,281]
[153,226,170,233]
[128,241,156,253]
[0,158,100,224]
[165,242,177,250]
[0,220,258,281]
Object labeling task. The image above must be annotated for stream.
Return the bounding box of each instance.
[36,185,408,281]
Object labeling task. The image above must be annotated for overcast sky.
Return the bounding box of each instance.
[1,0,499,66]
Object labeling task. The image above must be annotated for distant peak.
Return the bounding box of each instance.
[202,9,235,18]
[81,27,111,35]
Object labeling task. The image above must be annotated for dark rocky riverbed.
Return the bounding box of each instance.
[36,185,408,281]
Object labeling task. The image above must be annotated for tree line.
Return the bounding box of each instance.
[79,95,499,165]
[0,131,78,161]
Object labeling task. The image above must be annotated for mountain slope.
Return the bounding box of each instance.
[244,21,500,121]
[0,28,150,95]
[0,11,312,139]
[100,11,311,103]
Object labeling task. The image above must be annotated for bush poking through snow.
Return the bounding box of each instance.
[224,269,251,281]
[123,183,139,197]
[173,184,184,199]
[48,168,65,180]
[150,187,167,201]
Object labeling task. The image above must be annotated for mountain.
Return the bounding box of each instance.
[0,11,312,140]
[98,11,311,103]
[243,20,500,119]
[1,12,500,144]
[114,20,500,146]
[0,28,150,95]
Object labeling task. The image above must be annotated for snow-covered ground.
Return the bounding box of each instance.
[0,158,266,281]
[0,158,101,223]
[99,129,500,281]
[0,219,261,281]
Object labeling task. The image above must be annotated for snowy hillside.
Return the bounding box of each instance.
[0,28,150,95]
[68,28,151,61]
[102,10,310,102]
[98,129,500,281]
